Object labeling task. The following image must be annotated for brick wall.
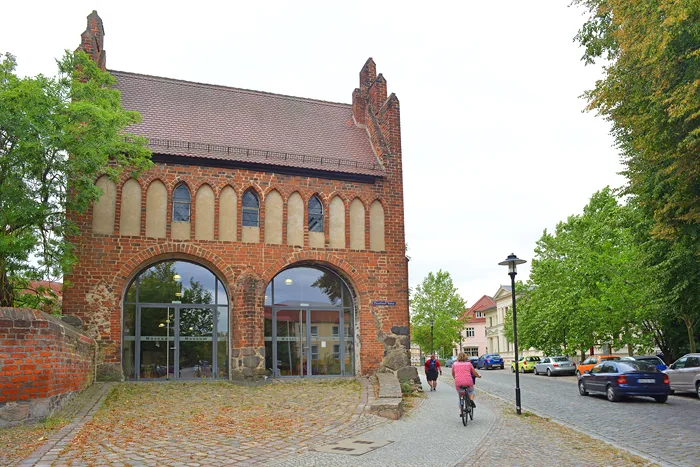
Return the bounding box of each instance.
[68,26,411,379]
[0,308,95,425]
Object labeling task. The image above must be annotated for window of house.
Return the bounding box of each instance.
[242,190,259,227]
[172,184,191,222]
[333,344,340,359]
[489,317,493,327]
[333,325,339,338]
[311,326,318,337]
[465,327,475,338]
[308,195,323,232]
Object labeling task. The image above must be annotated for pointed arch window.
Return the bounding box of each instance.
[242,190,259,227]
[308,195,323,232]
[172,184,191,222]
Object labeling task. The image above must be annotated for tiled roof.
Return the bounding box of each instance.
[469,295,496,313]
[111,71,384,176]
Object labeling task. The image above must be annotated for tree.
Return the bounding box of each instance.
[410,270,466,356]
[0,50,151,307]
[507,188,656,358]
[572,0,700,242]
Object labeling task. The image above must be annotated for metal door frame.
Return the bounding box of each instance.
[134,303,219,380]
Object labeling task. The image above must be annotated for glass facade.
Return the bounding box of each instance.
[264,266,355,377]
[122,261,229,380]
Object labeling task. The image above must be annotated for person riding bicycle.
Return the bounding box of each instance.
[452,352,481,411]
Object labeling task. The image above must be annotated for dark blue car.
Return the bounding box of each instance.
[578,360,670,403]
[620,355,667,371]
[477,353,504,370]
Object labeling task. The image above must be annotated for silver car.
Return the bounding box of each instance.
[664,353,700,398]
[533,356,576,376]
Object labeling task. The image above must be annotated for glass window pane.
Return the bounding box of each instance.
[273,267,344,306]
[173,202,190,222]
[242,190,259,209]
[308,196,323,232]
[242,210,259,227]
[173,185,191,201]
[217,306,229,378]
[179,307,213,379]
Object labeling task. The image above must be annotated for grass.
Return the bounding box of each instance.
[0,415,69,466]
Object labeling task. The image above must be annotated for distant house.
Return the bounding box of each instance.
[454,295,492,357]
[487,285,515,362]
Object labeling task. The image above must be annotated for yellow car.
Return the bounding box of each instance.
[511,356,541,373]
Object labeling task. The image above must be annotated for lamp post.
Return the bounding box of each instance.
[430,319,435,355]
[499,253,527,415]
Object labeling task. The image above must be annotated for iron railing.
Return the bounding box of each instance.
[125,136,384,172]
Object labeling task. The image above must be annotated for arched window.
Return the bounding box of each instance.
[242,190,259,227]
[308,195,323,232]
[172,184,191,222]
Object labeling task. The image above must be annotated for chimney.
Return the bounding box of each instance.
[79,11,106,70]
[359,58,376,92]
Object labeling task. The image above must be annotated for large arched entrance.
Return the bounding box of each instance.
[264,266,355,377]
[122,260,229,380]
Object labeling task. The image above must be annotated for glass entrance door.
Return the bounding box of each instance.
[309,309,342,376]
[276,308,307,376]
[178,306,215,379]
[138,306,175,379]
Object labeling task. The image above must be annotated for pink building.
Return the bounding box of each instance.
[456,295,494,357]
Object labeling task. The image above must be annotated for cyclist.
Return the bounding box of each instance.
[452,352,481,411]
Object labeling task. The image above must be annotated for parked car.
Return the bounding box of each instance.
[620,355,667,371]
[477,354,504,370]
[467,356,480,366]
[511,356,541,373]
[576,355,620,376]
[444,356,457,367]
[578,360,670,403]
[534,356,576,376]
[664,353,700,398]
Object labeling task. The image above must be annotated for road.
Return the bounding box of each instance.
[476,368,700,467]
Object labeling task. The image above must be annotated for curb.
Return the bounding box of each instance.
[478,387,673,467]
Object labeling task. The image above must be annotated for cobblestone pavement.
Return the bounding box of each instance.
[476,370,699,467]
[1,383,111,467]
[12,378,387,467]
[269,373,496,466]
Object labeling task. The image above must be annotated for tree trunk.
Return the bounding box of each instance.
[682,316,697,353]
[0,267,14,307]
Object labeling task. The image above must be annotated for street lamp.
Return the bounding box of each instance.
[429,319,435,354]
[499,253,527,415]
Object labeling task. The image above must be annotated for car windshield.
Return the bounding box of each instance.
[617,361,658,372]
[490,355,501,359]
[552,357,569,362]
[637,357,663,365]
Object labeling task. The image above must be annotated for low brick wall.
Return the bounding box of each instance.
[0,308,95,426]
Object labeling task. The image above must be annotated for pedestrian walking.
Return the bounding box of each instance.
[424,353,442,391]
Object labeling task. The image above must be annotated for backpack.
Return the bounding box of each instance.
[429,359,437,371]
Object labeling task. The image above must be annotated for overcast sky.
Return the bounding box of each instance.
[1,1,626,306]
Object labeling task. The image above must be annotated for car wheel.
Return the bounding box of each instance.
[547,368,552,377]
[669,389,675,395]
[520,366,525,374]
[512,365,515,373]
[696,382,700,399]
[534,368,539,375]
[654,395,668,403]
[606,385,620,402]
[578,380,588,396]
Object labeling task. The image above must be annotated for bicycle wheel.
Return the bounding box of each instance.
[469,401,474,420]
[461,396,468,426]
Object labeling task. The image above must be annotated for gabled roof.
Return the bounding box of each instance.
[470,295,496,313]
[492,285,513,301]
[111,71,385,177]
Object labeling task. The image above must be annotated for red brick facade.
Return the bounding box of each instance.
[0,308,95,423]
[63,13,410,380]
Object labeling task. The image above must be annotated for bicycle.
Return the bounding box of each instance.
[458,386,474,426]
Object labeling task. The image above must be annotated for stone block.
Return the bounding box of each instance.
[391,326,409,335]
[369,398,403,420]
[240,347,255,357]
[0,402,29,423]
[97,363,122,381]
[61,315,83,329]
[381,349,409,371]
[396,365,419,384]
[384,336,396,347]
[376,372,402,398]
[243,355,261,368]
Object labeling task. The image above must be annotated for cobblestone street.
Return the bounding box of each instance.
[1,374,667,466]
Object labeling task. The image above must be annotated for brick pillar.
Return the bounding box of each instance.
[230,274,266,380]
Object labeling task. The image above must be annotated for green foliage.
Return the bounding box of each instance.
[410,270,466,355]
[506,188,656,356]
[572,0,700,241]
[508,188,699,357]
[0,50,151,306]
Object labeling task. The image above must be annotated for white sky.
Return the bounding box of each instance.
[1,1,626,306]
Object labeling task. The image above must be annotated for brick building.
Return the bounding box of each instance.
[64,12,411,381]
